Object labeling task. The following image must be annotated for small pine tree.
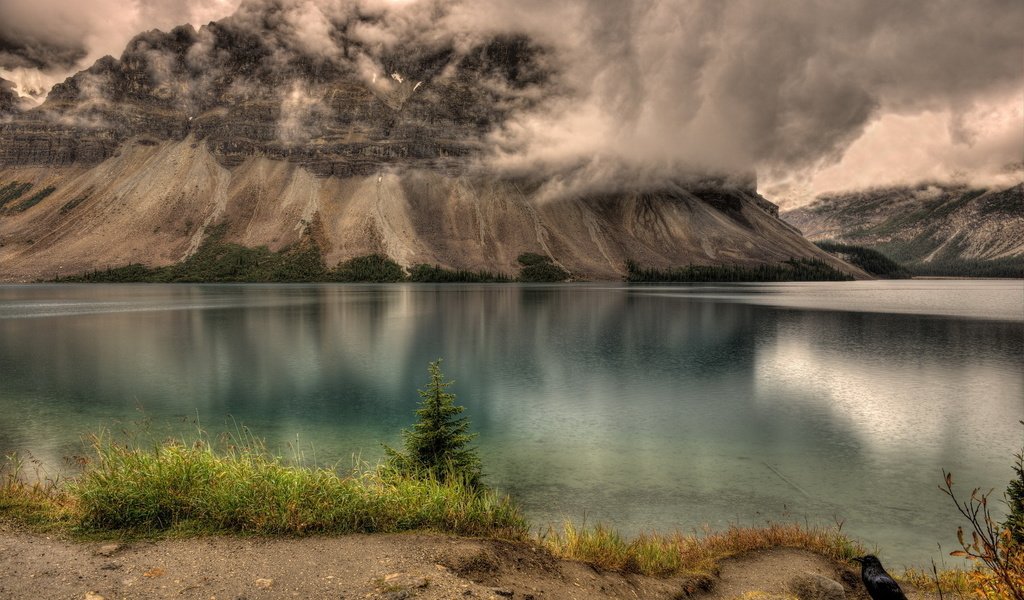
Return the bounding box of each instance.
[384,360,482,487]
[1007,423,1024,544]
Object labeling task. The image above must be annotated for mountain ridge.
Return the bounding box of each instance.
[0,13,862,282]
[782,182,1024,276]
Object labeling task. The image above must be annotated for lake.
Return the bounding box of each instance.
[1,280,1021,567]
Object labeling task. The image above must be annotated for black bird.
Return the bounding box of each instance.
[852,555,908,600]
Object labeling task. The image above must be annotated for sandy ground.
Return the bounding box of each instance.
[0,523,921,600]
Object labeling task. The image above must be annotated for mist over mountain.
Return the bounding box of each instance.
[2,0,1022,189]
[1,0,1021,281]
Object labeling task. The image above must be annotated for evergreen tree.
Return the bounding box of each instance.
[384,360,482,487]
[1006,424,1024,544]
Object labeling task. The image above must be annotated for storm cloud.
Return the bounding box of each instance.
[2,0,1021,201]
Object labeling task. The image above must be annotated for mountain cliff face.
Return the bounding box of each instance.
[782,183,1024,275]
[0,14,858,282]
[0,78,21,115]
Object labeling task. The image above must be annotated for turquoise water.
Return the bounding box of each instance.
[1,281,1021,567]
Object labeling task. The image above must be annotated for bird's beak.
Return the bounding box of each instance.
[851,557,864,564]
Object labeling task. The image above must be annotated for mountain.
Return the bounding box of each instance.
[0,78,21,115]
[0,16,859,282]
[782,183,1024,277]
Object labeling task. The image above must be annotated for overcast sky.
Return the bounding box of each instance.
[1,0,1021,207]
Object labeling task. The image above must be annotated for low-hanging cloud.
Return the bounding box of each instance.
[2,0,1022,199]
[443,0,1024,196]
[0,0,242,96]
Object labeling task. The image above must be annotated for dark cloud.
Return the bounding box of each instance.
[0,34,87,71]
[0,0,94,71]
[0,0,240,73]
[442,0,1024,191]
[2,0,1022,197]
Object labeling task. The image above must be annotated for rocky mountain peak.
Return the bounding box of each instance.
[3,6,550,176]
[0,4,848,283]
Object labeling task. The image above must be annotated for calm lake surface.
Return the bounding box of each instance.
[1,281,1021,567]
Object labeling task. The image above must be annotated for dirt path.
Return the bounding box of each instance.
[0,526,924,600]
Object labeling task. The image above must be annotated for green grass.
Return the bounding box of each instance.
[625,258,854,282]
[2,432,527,539]
[2,433,865,580]
[3,430,981,591]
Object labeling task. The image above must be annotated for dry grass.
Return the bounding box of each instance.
[0,453,77,531]
[543,521,866,579]
[898,565,978,598]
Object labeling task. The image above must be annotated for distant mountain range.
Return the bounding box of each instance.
[782,183,1024,277]
[0,11,858,282]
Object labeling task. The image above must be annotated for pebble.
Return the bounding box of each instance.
[255,578,274,589]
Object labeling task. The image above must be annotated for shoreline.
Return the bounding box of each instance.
[0,524,909,600]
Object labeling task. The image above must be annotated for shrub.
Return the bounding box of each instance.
[942,451,1024,600]
[384,360,482,488]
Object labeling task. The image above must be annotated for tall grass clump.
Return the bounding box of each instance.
[0,452,76,529]
[543,522,630,571]
[71,431,525,538]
